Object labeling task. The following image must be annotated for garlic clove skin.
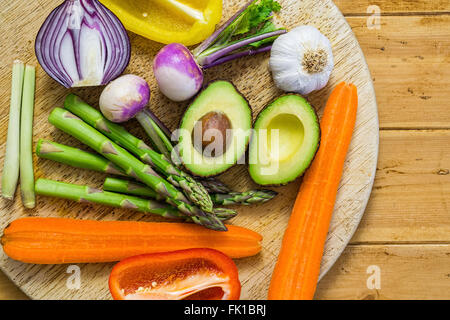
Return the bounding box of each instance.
[269,25,334,95]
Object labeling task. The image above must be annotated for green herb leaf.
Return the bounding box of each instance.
[234,0,281,35]
[195,0,283,62]
[214,0,281,46]
[246,21,280,48]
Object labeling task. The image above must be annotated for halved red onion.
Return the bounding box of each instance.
[35,0,130,88]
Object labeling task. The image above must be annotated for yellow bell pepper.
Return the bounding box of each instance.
[100,0,222,46]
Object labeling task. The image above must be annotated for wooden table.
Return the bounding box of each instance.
[0,0,449,300]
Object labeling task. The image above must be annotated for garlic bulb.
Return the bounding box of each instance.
[269,25,334,95]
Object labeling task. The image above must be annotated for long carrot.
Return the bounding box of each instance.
[1,217,262,264]
[268,82,358,300]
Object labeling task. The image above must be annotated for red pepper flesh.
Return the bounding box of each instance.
[109,248,241,300]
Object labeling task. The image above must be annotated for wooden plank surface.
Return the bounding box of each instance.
[352,130,450,243]
[1,0,450,300]
[1,4,450,131]
[1,129,448,299]
[3,244,449,300]
[0,0,379,300]
[348,15,450,129]
[336,0,450,14]
[0,272,27,300]
[316,244,450,300]
[2,9,449,130]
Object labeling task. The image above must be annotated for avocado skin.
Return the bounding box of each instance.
[248,94,321,186]
[178,80,253,178]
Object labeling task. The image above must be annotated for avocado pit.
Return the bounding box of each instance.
[192,111,232,157]
[178,80,252,177]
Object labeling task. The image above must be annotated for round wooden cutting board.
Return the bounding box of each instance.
[0,0,378,299]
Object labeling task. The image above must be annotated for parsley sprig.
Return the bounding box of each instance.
[194,0,285,65]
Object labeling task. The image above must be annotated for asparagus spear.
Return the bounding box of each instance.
[36,139,126,176]
[35,179,234,223]
[211,207,238,220]
[35,178,183,219]
[198,177,232,194]
[2,60,25,200]
[35,141,238,219]
[48,108,226,231]
[19,65,36,208]
[211,190,278,205]
[104,177,277,206]
[63,94,214,213]
[103,177,237,221]
[102,177,164,201]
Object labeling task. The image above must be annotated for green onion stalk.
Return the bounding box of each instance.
[19,65,36,208]
[2,60,25,200]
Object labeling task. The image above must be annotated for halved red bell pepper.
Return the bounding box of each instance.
[109,248,241,300]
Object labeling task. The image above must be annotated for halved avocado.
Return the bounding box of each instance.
[178,81,252,177]
[248,95,320,185]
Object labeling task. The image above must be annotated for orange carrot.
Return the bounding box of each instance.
[1,217,262,264]
[268,82,358,300]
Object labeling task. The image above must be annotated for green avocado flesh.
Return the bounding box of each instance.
[178,81,252,177]
[249,95,320,185]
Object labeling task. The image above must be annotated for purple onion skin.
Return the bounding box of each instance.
[35,0,130,88]
[153,43,203,102]
[99,74,150,123]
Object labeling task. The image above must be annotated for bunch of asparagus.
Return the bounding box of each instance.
[36,95,277,231]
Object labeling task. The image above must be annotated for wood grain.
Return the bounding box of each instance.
[2,129,449,299]
[3,244,450,300]
[2,4,450,130]
[335,0,450,15]
[352,130,450,243]
[0,0,379,299]
[348,15,450,129]
[0,271,27,300]
[4,0,450,300]
[316,244,450,300]
[1,5,448,134]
